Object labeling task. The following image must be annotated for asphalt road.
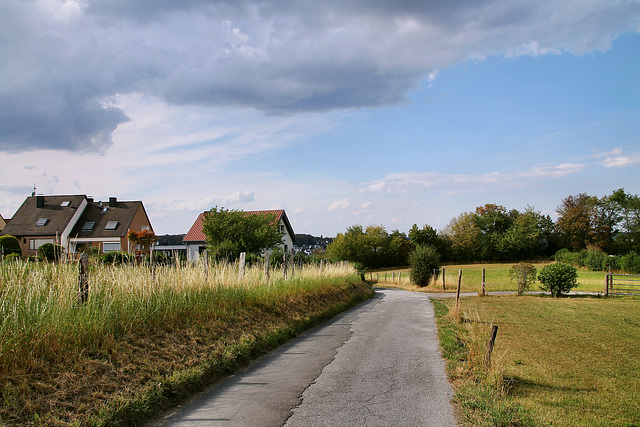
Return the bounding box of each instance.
[154,288,457,427]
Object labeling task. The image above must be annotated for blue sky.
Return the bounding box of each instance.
[1,1,639,237]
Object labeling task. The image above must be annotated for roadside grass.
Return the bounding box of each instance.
[434,295,640,426]
[370,262,608,293]
[0,259,373,426]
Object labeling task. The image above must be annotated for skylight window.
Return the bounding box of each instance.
[60,201,70,207]
[82,221,95,230]
[36,218,48,227]
[105,221,118,230]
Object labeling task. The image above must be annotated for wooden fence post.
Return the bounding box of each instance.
[78,253,89,304]
[442,267,446,290]
[485,325,499,370]
[482,268,486,296]
[264,252,270,283]
[283,252,288,280]
[203,250,208,283]
[455,269,462,310]
[392,272,395,282]
[238,252,246,281]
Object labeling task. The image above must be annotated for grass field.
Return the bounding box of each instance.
[369,262,609,293]
[0,258,372,425]
[434,295,640,426]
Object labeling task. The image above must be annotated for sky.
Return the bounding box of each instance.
[1,0,639,237]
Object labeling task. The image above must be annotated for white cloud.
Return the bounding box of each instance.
[593,147,640,168]
[328,198,351,211]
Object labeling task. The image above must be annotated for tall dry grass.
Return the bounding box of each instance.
[0,258,356,375]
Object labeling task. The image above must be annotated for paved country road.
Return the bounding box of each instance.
[153,288,457,427]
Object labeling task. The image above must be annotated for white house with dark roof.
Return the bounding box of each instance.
[183,209,295,262]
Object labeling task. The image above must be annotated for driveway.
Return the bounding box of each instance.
[153,288,457,427]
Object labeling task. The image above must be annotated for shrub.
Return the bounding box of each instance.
[0,235,21,257]
[37,243,63,261]
[538,263,578,297]
[553,248,580,266]
[584,249,608,271]
[409,245,441,287]
[619,252,640,274]
[99,251,131,264]
[509,262,537,295]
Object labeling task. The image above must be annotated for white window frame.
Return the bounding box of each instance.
[102,242,121,252]
[30,238,54,250]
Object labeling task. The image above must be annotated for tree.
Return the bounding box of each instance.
[556,193,595,250]
[607,188,640,252]
[442,212,481,262]
[127,229,158,254]
[202,207,284,260]
[326,225,411,269]
[409,245,441,287]
[509,262,537,295]
[538,263,578,297]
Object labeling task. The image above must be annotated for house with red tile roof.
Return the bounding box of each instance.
[183,209,295,262]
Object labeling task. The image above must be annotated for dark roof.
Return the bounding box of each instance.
[0,195,87,237]
[156,234,186,246]
[183,209,295,243]
[69,200,146,239]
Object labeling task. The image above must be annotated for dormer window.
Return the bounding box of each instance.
[36,218,48,227]
[82,222,95,230]
[105,221,118,230]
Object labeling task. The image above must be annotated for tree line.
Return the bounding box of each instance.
[325,188,640,270]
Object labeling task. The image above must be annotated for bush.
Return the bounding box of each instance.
[619,252,640,274]
[0,235,21,257]
[584,249,608,271]
[99,251,131,265]
[538,263,578,297]
[509,262,537,295]
[409,245,441,287]
[37,243,63,261]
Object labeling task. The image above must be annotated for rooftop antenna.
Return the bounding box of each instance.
[32,184,36,197]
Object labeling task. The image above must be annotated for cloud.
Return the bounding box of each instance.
[593,147,640,168]
[328,198,351,211]
[222,191,255,204]
[366,163,587,194]
[1,0,638,152]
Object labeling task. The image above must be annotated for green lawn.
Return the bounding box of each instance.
[438,295,640,426]
[370,262,609,293]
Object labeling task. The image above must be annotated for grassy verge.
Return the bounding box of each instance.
[433,295,640,426]
[0,260,373,425]
[371,262,608,293]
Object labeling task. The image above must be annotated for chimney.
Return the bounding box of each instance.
[36,195,45,209]
[109,197,117,207]
[87,196,94,203]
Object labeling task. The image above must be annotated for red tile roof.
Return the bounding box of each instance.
[183,210,286,243]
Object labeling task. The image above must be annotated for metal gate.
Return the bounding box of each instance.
[605,273,640,296]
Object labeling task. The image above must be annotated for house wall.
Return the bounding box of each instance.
[0,215,6,231]
[121,205,153,252]
[19,236,57,257]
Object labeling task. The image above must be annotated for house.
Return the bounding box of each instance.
[0,194,153,257]
[154,234,187,260]
[183,209,295,262]
[67,197,154,254]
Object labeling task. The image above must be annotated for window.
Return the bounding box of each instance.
[102,242,121,252]
[105,221,118,230]
[60,201,70,207]
[280,224,285,233]
[36,218,48,227]
[30,238,53,250]
[82,221,95,230]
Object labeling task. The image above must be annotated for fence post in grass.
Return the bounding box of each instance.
[442,267,446,290]
[283,252,288,280]
[485,325,499,370]
[605,272,610,297]
[203,250,209,283]
[78,252,89,304]
[238,252,246,281]
[264,252,270,283]
[399,272,402,282]
[455,269,462,310]
[482,268,486,296]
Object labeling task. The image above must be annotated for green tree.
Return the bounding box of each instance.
[538,263,578,297]
[442,212,481,262]
[409,245,441,287]
[607,188,640,252]
[556,193,595,250]
[202,207,284,260]
[509,262,537,295]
